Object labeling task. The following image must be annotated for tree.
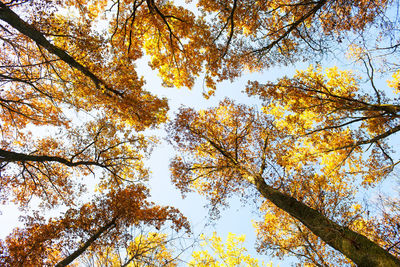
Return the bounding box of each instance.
[0,0,169,208]
[0,184,189,266]
[82,232,180,266]
[0,0,195,264]
[245,64,400,264]
[1,185,189,266]
[246,65,400,185]
[167,99,400,266]
[193,0,392,96]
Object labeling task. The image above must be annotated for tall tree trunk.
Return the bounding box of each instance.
[249,175,400,267]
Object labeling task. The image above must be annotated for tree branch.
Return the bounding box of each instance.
[0,2,124,97]
[0,149,107,168]
[55,217,117,267]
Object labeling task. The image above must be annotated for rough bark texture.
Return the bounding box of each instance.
[250,175,400,267]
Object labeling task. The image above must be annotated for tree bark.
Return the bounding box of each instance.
[249,175,400,267]
[55,217,117,267]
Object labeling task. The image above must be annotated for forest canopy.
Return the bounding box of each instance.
[0,0,400,266]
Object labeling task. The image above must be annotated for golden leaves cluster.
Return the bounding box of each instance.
[246,65,397,185]
[189,232,270,267]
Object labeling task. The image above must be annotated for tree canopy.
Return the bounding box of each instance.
[1,0,400,266]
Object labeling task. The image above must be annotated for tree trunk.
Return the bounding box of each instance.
[250,175,400,267]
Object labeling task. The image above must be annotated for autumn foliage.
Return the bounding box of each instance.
[189,232,271,266]
[0,0,190,264]
[1,0,400,266]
